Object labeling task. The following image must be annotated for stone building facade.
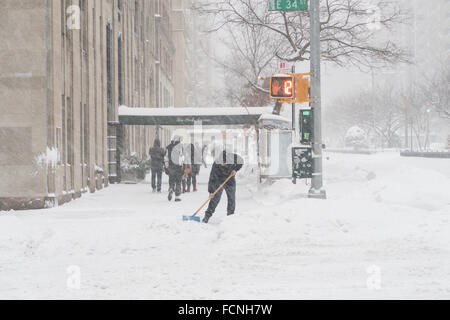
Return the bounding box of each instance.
[0,0,191,210]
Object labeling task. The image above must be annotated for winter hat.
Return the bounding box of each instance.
[173,135,182,142]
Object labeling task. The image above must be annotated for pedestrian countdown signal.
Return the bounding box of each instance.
[270,73,310,103]
[270,76,295,99]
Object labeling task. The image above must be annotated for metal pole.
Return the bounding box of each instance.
[292,65,296,132]
[309,0,326,199]
[404,96,408,149]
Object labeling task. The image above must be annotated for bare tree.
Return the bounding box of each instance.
[326,83,404,148]
[206,21,281,97]
[409,101,429,151]
[223,73,272,107]
[372,86,403,148]
[195,0,410,69]
[421,66,450,121]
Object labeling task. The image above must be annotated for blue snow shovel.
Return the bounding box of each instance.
[183,173,235,223]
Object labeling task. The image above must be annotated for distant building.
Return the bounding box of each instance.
[172,0,214,108]
[0,0,202,210]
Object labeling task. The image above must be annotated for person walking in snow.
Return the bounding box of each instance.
[181,142,190,193]
[149,139,165,193]
[202,148,244,224]
[183,143,202,193]
[202,144,208,168]
[166,136,184,202]
[181,164,189,194]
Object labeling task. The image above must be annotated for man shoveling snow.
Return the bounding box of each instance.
[202,149,244,224]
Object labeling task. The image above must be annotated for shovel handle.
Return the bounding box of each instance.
[193,173,235,216]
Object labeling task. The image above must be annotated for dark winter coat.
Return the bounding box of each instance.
[149,139,166,169]
[184,143,202,175]
[208,151,244,194]
[166,140,183,168]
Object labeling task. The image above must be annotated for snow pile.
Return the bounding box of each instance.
[0,153,449,299]
[325,153,450,212]
[368,164,450,211]
[345,126,367,149]
[95,165,104,174]
[429,143,446,151]
[35,147,58,169]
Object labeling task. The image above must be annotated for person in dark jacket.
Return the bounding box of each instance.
[181,143,190,194]
[149,139,165,193]
[183,143,202,192]
[166,136,184,202]
[202,150,244,223]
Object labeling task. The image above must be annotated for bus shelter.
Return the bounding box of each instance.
[110,106,292,183]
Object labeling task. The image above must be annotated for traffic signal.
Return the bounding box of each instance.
[269,74,310,103]
[270,76,295,99]
[299,109,313,144]
[296,77,310,103]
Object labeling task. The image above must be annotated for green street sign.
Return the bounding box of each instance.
[268,0,309,11]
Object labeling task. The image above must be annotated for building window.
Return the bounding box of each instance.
[56,127,62,164]
[81,0,88,54]
[134,0,139,34]
[118,36,123,105]
[61,0,66,36]
[150,68,154,105]
[62,95,66,165]
[106,23,113,109]
[67,96,74,168]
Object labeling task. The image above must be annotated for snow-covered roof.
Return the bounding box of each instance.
[258,113,292,130]
[119,106,273,117]
[258,113,290,122]
[118,105,275,126]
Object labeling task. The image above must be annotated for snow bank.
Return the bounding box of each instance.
[1,153,449,299]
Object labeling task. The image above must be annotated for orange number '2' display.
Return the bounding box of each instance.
[284,79,293,96]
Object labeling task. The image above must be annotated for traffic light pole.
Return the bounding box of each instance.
[292,65,296,131]
[309,0,327,199]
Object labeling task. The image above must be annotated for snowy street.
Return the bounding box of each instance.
[1,153,449,299]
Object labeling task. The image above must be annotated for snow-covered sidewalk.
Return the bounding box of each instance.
[1,153,449,299]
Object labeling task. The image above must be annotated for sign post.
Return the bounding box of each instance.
[308,0,326,199]
[292,65,296,132]
[269,0,327,199]
[267,0,325,198]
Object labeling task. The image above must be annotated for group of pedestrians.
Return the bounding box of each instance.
[148,136,203,202]
[148,136,244,224]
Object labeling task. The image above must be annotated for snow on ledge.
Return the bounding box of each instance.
[258,113,291,123]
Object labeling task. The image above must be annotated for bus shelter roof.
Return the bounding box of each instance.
[118,106,275,126]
